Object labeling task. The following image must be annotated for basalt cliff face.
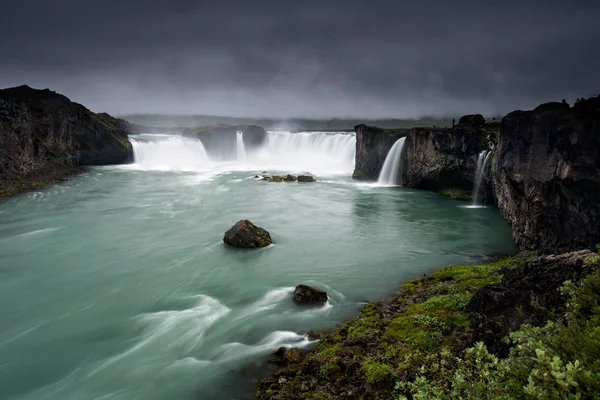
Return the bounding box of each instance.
[352,124,408,180]
[403,115,488,194]
[0,85,135,196]
[492,97,600,252]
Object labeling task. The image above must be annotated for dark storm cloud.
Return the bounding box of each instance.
[1,0,599,117]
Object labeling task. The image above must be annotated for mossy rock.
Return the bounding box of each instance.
[440,188,472,201]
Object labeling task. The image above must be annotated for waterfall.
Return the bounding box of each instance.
[472,150,491,205]
[377,137,406,186]
[236,131,247,162]
[128,131,355,175]
[129,134,209,171]
[261,131,356,174]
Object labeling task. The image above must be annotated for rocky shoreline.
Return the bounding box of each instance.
[253,249,600,399]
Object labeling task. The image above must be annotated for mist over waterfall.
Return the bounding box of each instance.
[129,131,356,175]
[377,137,406,186]
[472,150,491,206]
[129,134,210,171]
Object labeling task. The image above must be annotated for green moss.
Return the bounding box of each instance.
[346,315,379,337]
[362,359,396,384]
[439,188,472,201]
[423,292,473,311]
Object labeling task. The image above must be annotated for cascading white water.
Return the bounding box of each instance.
[377,137,406,186]
[128,131,355,176]
[259,131,356,174]
[129,134,210,171]
[236,131,247,162]
[472,150,491,205]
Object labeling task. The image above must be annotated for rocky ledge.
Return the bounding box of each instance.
[0,85,137,196]
[255,249,600,400]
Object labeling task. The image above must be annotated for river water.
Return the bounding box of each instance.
[0,132,516,399]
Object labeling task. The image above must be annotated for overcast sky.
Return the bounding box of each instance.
[1,0,598,118]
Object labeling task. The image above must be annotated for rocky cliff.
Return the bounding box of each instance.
[492,96,600,252]
[402,115,488,195]
[0,85,135,196]
[352,124,408,180]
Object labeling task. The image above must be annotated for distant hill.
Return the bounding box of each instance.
[119,114,457,131]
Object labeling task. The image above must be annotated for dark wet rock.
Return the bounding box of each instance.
[283,348,303,364]
[283,174,297,182]
[241,125,268,149]
[352,124,408,180]
[293,284,328,304]
[402,115,489,198]
[0,85,135,196]
[223,220,273,248]
[492,96,600,252]
[466,250,595,356]
[297,175,315,182]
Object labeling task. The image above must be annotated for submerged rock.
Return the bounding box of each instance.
[297,175,316,182]
[223,220,272,248]
[293,284,328,304]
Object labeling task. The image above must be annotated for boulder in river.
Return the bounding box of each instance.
[293,284,328,304]
[223,220,272,248]
[297,175,316,182]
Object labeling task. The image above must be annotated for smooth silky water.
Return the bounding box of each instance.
[0,132,517,400]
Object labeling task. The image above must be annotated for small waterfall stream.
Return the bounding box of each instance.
[472,150,492,205]
[377,137,406,186]
[236,131,247,162]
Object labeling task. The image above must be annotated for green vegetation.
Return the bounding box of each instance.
[258,250,600,400]
[439,188,472,201]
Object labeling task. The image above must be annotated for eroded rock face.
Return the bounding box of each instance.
[466,250,595,356]
[223,220,273,248]
[492,97,600,252]
[0,85,135,196]
[403,115,488,194]
[352,124,408,180]
[293,284,328,304]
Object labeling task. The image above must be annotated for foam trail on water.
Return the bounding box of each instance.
[211,331,314,363]
[377,137,406,186]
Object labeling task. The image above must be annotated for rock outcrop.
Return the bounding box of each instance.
[466,250,594,355]
[402,115,488,195]
[241,125,268,149]
[297,175,316,182]
[492,96,600,252]
[183,124,267,158]
[223,220,273,248]
[0,85,135,196]
[352,125,408,180]
[293,284,328,304]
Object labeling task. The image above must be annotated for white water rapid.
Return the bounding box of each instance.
[129,131,356,176]
[472,150,492,206]
[377,137,406,186]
